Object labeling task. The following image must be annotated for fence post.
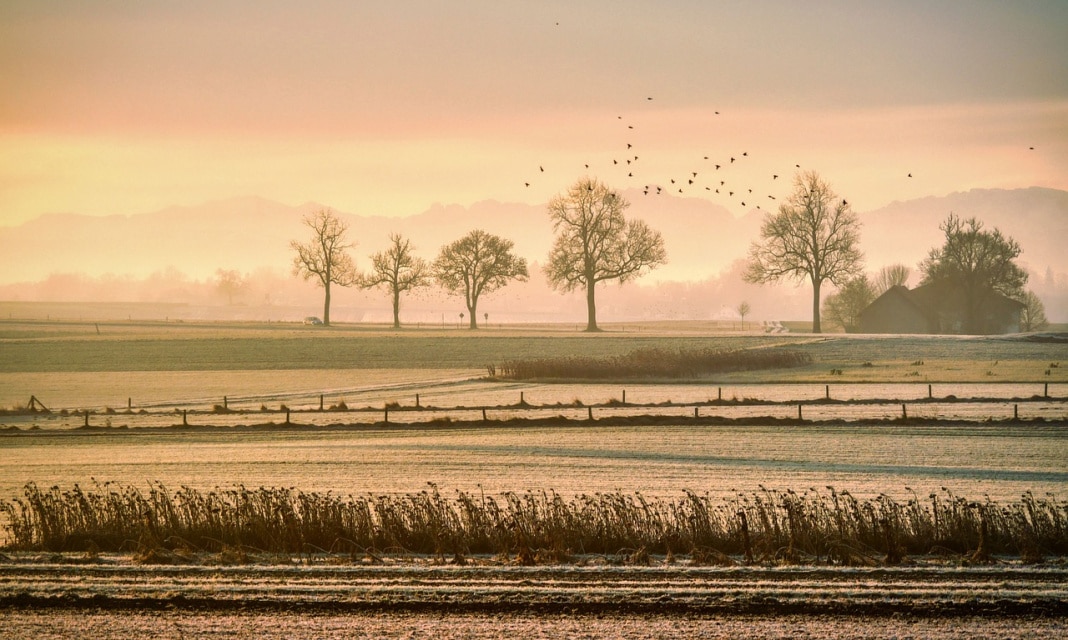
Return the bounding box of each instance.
[1045,383,1049,398]
[694,407,699,418]
[128,397,132,411]
[84,411,90,427]
[416,394,420,408]
[1014,404,1019,420]
[285,410,291,424]
[825,385,830,400]
[718,387,722,401]
[385,409,389,424]
[622,389,626,404]
[588,406,594,420]
[928,384,932,399]
[798,404,802,420]
[183,410,188,426]
[902,404,907,419]
[520,392,524,405]
[482,408,487,422]
[320,395,324,411]
[223,396,228,410]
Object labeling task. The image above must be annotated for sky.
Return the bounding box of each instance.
[1,0,1066,226]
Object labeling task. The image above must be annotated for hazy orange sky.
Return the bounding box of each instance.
[1,1,1066,226]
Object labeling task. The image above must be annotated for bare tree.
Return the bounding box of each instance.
[1021,290,1049,332]
[821,276,876,332]
[545,177,667,332]
[215,268,246,305]
[873,264,911,296]
[745,171,863,333]
[290,208,358,326]
[737,301,751,329]
[360,233,430,329]
[920,214,1028,334]
[434,229,528,329]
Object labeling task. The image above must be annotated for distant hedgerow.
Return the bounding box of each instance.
[497,347,811,380]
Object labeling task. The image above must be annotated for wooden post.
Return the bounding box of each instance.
[84,411,90,427]
[622,389,626,404]
[694,407,699,418]
[482,408,487,422]
[928,384,932,399]
[520,392,524,404]
[718,387,722,401]
[223,396,228,410]
[798,404,802,420]
[825,385,830,400]
[320,395,324,411]
[285,410,291,424]
[1014,404,1019,420]
[1045,383,1049,398]
[182,410,188,426]
[384,409,389,424]
[902,404,907,419]
[128,397,132,411]
[588,407,593,420]
[416,394,420,408]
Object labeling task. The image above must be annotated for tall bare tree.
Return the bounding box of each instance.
[920,214,1028,334]
[290,208,358,326]
[545,177,667,332]
[434,229,528,329]
[873,264,911,295]
[360,233,430,329]
[1020,290,1049,332]
[745,171,863,333]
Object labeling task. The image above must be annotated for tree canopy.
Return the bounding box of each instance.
[744,171,863,333]
[290,208,358,326]
[360,233,430,329]
[920,214,1027,334]
[433,229,528,329]
[545,177,666,331]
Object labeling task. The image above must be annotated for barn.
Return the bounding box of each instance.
[858,282,1024,335]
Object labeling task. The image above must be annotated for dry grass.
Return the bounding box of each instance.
[3,482,1064,565]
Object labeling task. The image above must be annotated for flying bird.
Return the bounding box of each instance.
[539,166,544,172]
[773,174,778,179]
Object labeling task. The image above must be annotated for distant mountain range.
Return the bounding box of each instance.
[2,187,1065,286]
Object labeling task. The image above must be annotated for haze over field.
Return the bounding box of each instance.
[1,2,1066,321]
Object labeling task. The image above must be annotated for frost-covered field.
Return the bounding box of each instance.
[4,610,1065,639]
[3,421,1067,504]
[2,560,1067,638]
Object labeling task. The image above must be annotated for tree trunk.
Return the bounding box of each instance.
[468,302,478,329]
[323,282,331,326]
[392,289,401,329]
[811,278,821,334]
[585,280,599,332]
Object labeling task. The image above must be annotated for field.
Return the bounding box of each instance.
[2,319,1067,636]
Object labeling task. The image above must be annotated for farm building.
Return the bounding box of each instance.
[857,282,1024,335]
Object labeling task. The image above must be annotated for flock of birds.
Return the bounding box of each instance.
[523,98,829,213]
[524,94,1039,213]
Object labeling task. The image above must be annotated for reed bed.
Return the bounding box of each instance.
[2,483,1064,565]
[498,347,813,380]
